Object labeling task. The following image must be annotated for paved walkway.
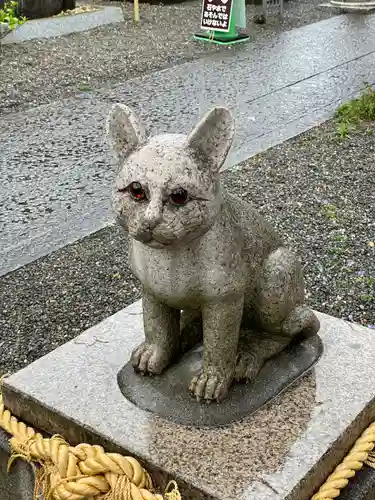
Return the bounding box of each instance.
[1,12,375,275]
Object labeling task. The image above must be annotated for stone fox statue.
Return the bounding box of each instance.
[107,104,320,402]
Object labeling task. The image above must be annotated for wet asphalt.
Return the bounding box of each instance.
[2,13,375,276]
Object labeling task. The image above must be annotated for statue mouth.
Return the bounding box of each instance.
[146,239,171,249]
[136,232,172,248]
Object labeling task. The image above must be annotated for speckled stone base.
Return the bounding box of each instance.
[3,301,375,500]
[118,336,323,427]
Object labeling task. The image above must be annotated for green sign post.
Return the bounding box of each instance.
[194,0,249,45]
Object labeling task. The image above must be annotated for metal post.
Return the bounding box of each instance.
[134,0,140,23]
[259,0,284,23]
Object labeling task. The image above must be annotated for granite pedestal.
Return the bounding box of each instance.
[3,301,375,500]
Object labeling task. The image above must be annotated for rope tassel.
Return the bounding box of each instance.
[0,394,179,500]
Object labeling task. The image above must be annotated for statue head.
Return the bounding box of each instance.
[106,105,235,249]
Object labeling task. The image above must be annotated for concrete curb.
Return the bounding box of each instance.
[0,22,10,39]
[1,6,124,44]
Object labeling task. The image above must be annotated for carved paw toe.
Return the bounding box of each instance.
[235,352,263,382]
[189,370,232,402]
[131,342,172,375]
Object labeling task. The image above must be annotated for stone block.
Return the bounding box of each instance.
[1,6,124,44]
[3,301,375,499]
[0,429,35,500]
[0,22,10,39]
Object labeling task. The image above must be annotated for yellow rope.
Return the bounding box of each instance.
[311,421,375,499]
[0,394,180,500]
[164,481,181,500]
[367,451,375,469]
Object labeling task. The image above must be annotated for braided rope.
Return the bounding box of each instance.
[311,421,375,499]
[0,395,181,500]
[366,451,375,469]
[4,382,375,500]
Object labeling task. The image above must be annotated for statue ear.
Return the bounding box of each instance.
[106,104,147,163]
[186,107,235,171]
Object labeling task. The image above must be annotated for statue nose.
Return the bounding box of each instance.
[144,203,162,230]
[145,218,160,231]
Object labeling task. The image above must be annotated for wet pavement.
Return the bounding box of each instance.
[2,12,375,275]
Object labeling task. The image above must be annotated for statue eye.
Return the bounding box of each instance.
[129,182,147,201]
[170,188,188,206]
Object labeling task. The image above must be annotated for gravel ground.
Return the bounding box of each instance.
[0,0,338,112]
[0,118,374,376]
[227,122,375,327]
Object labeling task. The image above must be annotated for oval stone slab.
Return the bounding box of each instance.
[117,335,323,428]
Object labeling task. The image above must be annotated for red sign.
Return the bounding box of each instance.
[200,0,233,33]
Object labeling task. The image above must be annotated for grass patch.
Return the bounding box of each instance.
[321,203,338,221]
[0,1,26,30]
[77,83,92,92]
[335,84,375,138]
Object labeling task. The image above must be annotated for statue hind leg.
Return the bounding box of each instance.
[254,247,320,339]
[235,247,320,381]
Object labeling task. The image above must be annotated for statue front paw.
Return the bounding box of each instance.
[234,351,264,382]
[189,369,233,402]
[131,342,174,375]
